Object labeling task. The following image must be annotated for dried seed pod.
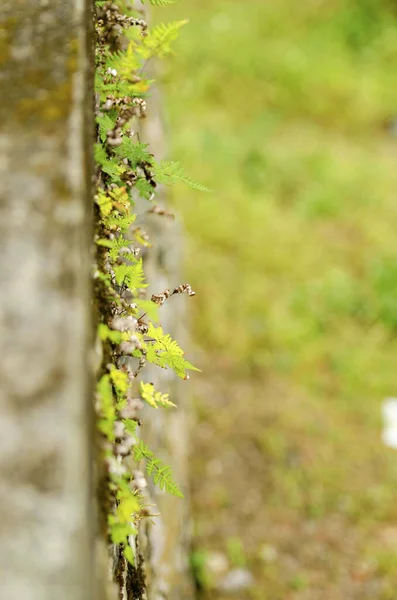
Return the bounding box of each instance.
[151,288,170,306]
[148,205,175,220]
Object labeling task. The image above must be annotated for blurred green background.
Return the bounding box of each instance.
[161,0,397,598]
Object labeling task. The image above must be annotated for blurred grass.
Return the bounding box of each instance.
[160,0,397,598]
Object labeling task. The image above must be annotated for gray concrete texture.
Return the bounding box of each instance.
[0,1,94,599]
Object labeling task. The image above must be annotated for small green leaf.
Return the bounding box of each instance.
[97,114,116,143]
[124,546,135,566]
[117,495,140,522]
[96,238,114,248]
[110,523,136,545]
[123,419,138,436]
[110,368,129,395]
[98,324,123,344]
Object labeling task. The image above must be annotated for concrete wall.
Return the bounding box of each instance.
[134,82,195,600]
[0,2,193,598]
[0,2,94,599]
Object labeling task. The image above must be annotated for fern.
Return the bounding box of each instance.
[135,177,155,200]
[105,212,136,233]
[139,20,188,60]
[115,138,153,168]
[134,298,159,322]
[133,440,183,497]
[94,0,201,576]
[147,0,176,6]
[146,323,200,378]
[154,160,210,191]
[140,382,177,409]
[123,419,138,436]
[97,114,117,143]
[114,259,147,290]
[108,234,137,261]
[94,143,125,182]
[106,44,140,79]
[99,81,141,99]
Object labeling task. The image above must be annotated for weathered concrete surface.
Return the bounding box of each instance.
[135,82,195,600]
[0,2,94,599]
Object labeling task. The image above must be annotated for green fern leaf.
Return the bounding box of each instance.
[135,177,155,200]
[134,299,159,322]
[105,212,136,233]
[145,323,199,378]
[97,114,116,143]
[123,419,138,436]
[94,143,125,182]
[114,260,147,290]
[140,20,188,60]
[99,81,138,99]
[107,234,138,261]
[154,160,210,191]
[147,0,176,6]
[115,138,153,168]
[133,440,184,497]
[140,382,177,409]
[106,44,140,78]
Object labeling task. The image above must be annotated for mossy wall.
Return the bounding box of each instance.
[0,1,93,599]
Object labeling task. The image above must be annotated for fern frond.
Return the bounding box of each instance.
[114,259,147,290]
[147,0,176,5]
[99,81,140,99]
[133,440,183,497]
[135,177,155,200]
[115,138,153,168]
[145,323,200,378]
[134,298,159,322]
[140,20,188,60]
[106,43,140,78]
[94,143,125,182]
[108,234,137,261]
[97,113,116,143]
[105,212,136,233]
[123,419,138,436]
[140,382,177,409]
[154,160,210,191]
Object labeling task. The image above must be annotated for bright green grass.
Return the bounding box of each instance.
[160,0,397,597]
